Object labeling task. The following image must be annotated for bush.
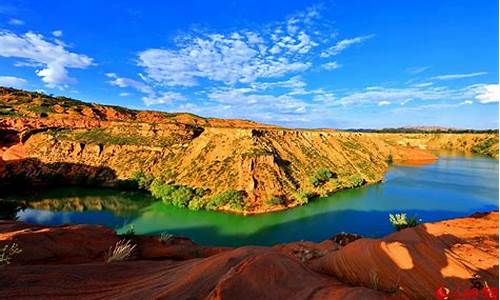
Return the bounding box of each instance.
[309,168,336,187]
[149,180,206,209]
[266,196,285,206]
[188,197,206,210]
[130,171,154,190]
[389,213,421,231]
[170,186,195,208]
[347,175,365,188]
[293,190,314,205]
[149,180,178,203]
[207,189,245,210]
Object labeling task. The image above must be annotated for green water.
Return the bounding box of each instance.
[3,154,498,246]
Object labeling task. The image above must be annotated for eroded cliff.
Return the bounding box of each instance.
[1,87,497,214]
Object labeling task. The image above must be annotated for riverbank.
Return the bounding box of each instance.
[0,211,497,299]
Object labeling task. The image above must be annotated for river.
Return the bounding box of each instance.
[4,153,498,246]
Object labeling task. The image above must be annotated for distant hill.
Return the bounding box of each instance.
[344,126,497,134]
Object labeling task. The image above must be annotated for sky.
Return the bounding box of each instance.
[0,0,498,129]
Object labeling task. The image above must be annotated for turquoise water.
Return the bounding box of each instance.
[4,154,498,246]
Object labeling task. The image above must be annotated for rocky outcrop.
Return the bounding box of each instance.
[0,212,497,299]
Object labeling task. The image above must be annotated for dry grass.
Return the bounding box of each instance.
[159,232,175,244]
[106,239,136,263]
[0,243,22,265]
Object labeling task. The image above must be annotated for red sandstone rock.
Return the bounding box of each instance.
[309,212,499,299]
[0,212,497,299]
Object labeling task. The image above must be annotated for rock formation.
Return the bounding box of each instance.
[0,212,497,299]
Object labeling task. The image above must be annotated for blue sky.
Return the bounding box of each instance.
[0,0,498,129]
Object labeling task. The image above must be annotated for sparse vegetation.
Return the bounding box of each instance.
[389,213,421,231]
[266,196,285,206]
[309,168,336,187]
[159,232,175,244]
[121,224,136,238]
[106,239,136,263]
[471,138,497,156]
[0,243,22,265]
[347,175,365,188]
[293,190,315,205]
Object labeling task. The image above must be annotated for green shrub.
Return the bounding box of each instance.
[207,189,245,210]
[188,197,206,210]
[149,180,178,203]
[347,175,365,188]
[386,154,393,164]
[149,180,206,209]
[309,168,336,187]
[131,171,154,190]
[388,213,421,231]
[170,186,195,208]
[121,224,136,238]
[266,196,285,206]
[293,190,314,205]
[471,138,497,155]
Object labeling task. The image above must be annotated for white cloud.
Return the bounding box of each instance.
[393,101,473,112]
[119,92,131,97]
[431,72,487,81]
[411,82,433,88]
[320,34,374,57]
[138,33,311,87]
[406,66,429,74]
[322,61,341,70]
[378,101,390,106]
[0,31,93,88]
[336,86,449,106]
[249,75,306,91]
[52,30,63,37]
[106,73,153,94]
[472,84,499,104]
[8,18,24,25]
[0,75,26,87]
[143,91,186,106]
[136,6,328,88]
[207,87,307,115]
[329,83,499,107]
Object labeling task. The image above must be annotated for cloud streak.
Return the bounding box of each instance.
[431,72,487,80]
[320,34,374,57]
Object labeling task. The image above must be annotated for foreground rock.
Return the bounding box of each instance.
[0,212,497,299]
